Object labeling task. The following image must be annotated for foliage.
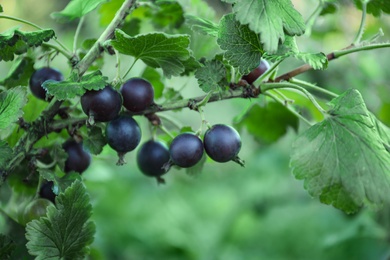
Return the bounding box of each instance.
[0,0,390,258]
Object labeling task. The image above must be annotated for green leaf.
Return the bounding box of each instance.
[234,102,299,144]
[0,234,15,259]
[51,0,107,23]
[266,36,328,70]
[152,2,185,29]
[185,15,219,37]
[223,0,305,53]
[83,126,107,155]
[195,59,227,93]
[217,14,263,75]
[0,5,3,13]
[111,29,200,78]
[354,0,390,17]
[0,141,13,169]
[43,71,107,100]
[0,28,55,61]
[290,89,390,213]
[26,180,95,259]
[163,87,183,103]
[0,87,27,129]
[98,0,123,26]
[320,2,338,16]
[0,57,35,88]
[142,67,164,99]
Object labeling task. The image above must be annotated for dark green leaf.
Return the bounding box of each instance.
[0,5,3,13]
[290,89,390,213]
[0,141,13,169]
[217,14,263,75]
[0,28,55,61]
[83,126,107,155]
[185,15,219,37]
[195,59,227,93]
[0,57,35,88]
[266,36,328,70]
[223,0,305,53]
[354,0,390,17]
[111,29,200,78]
[142,67,164,99]
[163,88,183,103]
[0,234,15,259]
[43,71,107,100]
[320,2,338,16]
[121,19,141,37]
[234,102,299,144]
[51,0,107,23]
[26,180,95,259]
[0,87,27,129]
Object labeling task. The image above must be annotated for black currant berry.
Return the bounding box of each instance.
[63,139,91,174]
[39,181,57,203]
[203,124,241,163]
[169,133,204,168]
[106,115,141,163]
[29,67,64,100]
[137,140,170,182]
[242,59,270,84]
[120,78,154,112]
[81,85,122,122]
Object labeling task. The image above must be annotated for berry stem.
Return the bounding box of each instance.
[254,59,283,86]
[289,78,338,98]
[122,58,138,79]
[73,16,85,54]
[41,43,73,60]
[353,1,367,45]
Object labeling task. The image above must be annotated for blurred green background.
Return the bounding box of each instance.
[1,0,390,259]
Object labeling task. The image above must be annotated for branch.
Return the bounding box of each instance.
[75,0,137,76]
[274,42,390,82]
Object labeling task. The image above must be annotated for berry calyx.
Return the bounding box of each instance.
[106,115,141,165]
[242,59,270,84]
[120,78,154,112]
[29,67,64,100]
[169,133,204,168]
[203,124,242,163]
[81,85,122,123]
[137,140,170,183]
[63,139,91,174]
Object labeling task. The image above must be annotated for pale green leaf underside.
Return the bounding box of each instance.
[185,14,219,37]
[51,0,107,23]
[0,87,27,129]
[111,29,199,78]
[43,71,107,100]
[195,59,227,93]
[217,14,263,75]
[290,89,390,213]
[224,0,305,53]
[26,180,95,259]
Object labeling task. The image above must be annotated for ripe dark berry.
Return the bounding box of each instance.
[29,67,64,100]
[242,59,270,84]
[81,85,122,122]
[39,181,57,203]
[106,115,141,158]
[63,139,91,174]
[169,133,204,168]
[137,140,170,182]
[204,124,241,162]
[120,78,154,112]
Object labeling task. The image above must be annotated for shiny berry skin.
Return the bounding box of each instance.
[39,181,57,203]
[29,67,64,100]
[81,85,122,122]
[137,140,170,178]
[169,133,204,168]
[120,78,154,112]
[106,115,141,153]
[203,124,241,162]
[242,59,270,84]
[63,140,91,174]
